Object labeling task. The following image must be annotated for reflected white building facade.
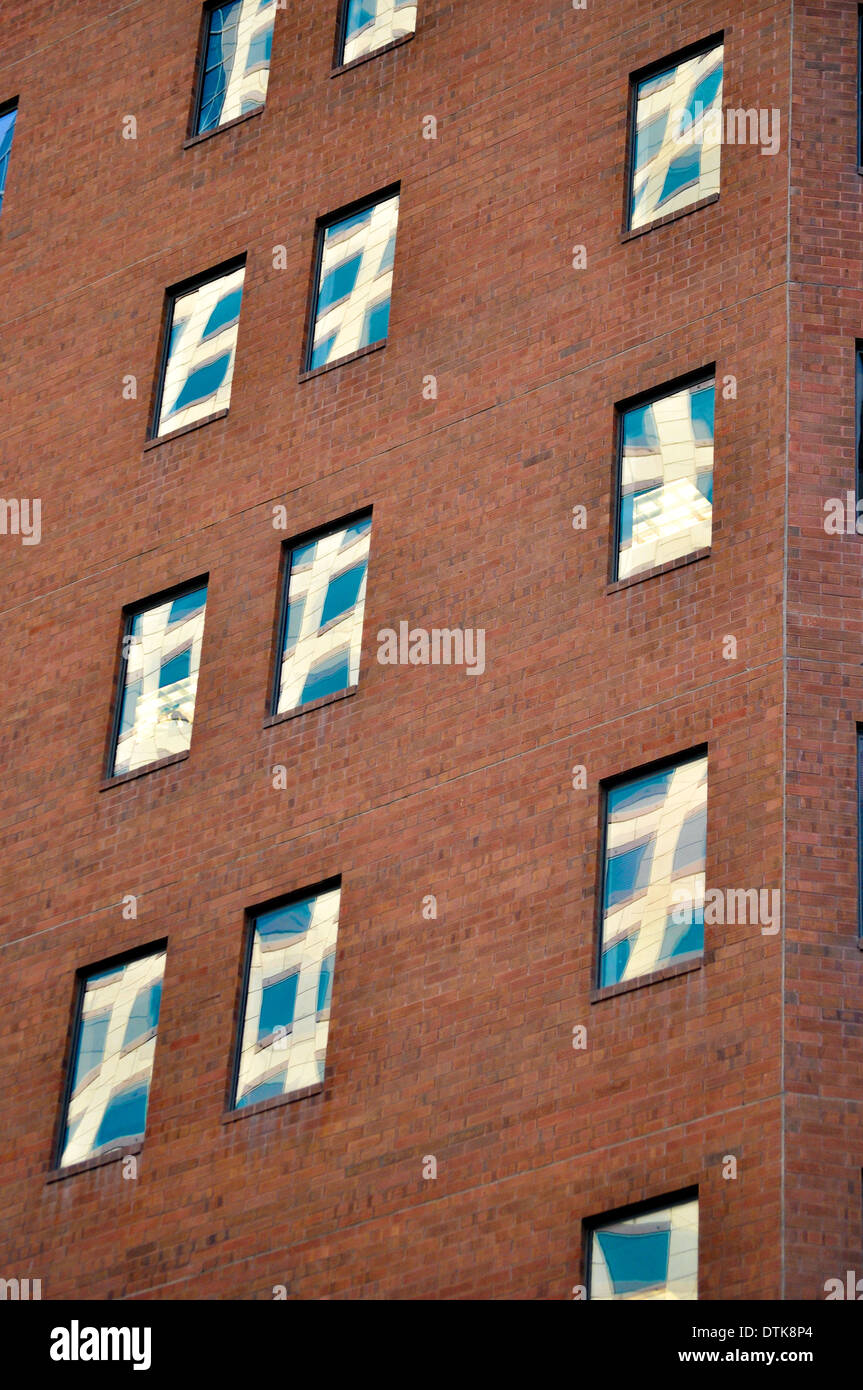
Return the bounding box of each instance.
[156,263,245,437]
[234,886,341,1108]
[630,43,723,230]
[590,1198,699,1300]
[196,0,276,134]
[112,585,207,777]
[309,194,399,370]
[60,951,166,1169]
[600,754,707,987]
[618,379,714,581]
[341,0,417,66]
[275,516,371,713]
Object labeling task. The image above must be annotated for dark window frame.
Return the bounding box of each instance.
[269,508,373,716]
[149,253,247,440]
[594,745,709,989]
[582,1186,699,1300]
[228,877,342,1111]
[624,31,725,234]
[53,939,168,1170]
[105,574,209,779]
[302,184,400,373]
[611,364,716,584]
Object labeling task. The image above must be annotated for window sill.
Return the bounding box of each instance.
[330,31,414,77]
[99,750,189,791]
[590,954,703,1004]
[183,105,265,149]
[606,547,710,594]
[299,339,386,383]
[222,1083,323,1124]
[46,1142,142,1184]
[144,409,229,450]
[264,684,358,728]
[621,192,720,242]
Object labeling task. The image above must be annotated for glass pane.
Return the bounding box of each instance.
[309,194,398,369]
[157,264,245,436]
[234,886,342,1107]
[60,952,166,1168]
[600,756,707,986]
[276,518,371,714]
[112,586,208,777]
[617,380,714,580]
[197,0,275,134]
[341,0,417,66]
[630,43,723,229]
[590,1199,698,1300]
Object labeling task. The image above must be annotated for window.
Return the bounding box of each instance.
[194,0,276,135]
[273,514,371,714]
[628,39,723,231]
[231,883,342,1109]
[615,374,714,581]
[337,0,417,67]
[109,581,208,778]
[0,102,18,218]
[58,948,167,1169]
[587,1195,698,1300]
[598,751,707,988]
[306,191,399,371]
[152,260,245,438]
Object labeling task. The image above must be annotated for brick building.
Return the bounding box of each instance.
[0,0,861,1301]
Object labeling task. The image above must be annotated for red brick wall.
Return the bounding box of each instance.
[0,0,831,1299]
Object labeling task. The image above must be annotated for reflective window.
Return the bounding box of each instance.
[629,42,723,230]
[111,584,207,778]
[617,377,714,581]
[308,194,398,370]
[0,105,17,217]
[196,0,276,135]
[233,885,342,1108]
[599,754,707,987]
[59,950,166,1168]
[155,263,245,437]
[340,0,417,66]
[589,1197,698,1300]
[274,516,371,714]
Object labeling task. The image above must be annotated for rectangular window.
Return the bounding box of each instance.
[194,0,276,135]
[337,0,417,67]
[152,258,246,439]
[273,514,371,715]
[58,947,167,1169]
[628,38,723,231]
[306,190,399,371]
[0,101,18,217]
[231,882,342,1109]
[109,580,208,778]
[587,1194,698,1300]
[598,751,707,988]
[615,373,714,582]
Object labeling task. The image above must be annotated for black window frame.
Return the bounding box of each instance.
[228,877,342,1112]
[149,253,247,440]
[269,507,373,716]
[582,1186,699,1300]
[106,574,209,779]
[302,184,400,374]
[611,364,716,584]
[53,939,168,1171]
[594,745,709,989]
[625,31,725,234]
